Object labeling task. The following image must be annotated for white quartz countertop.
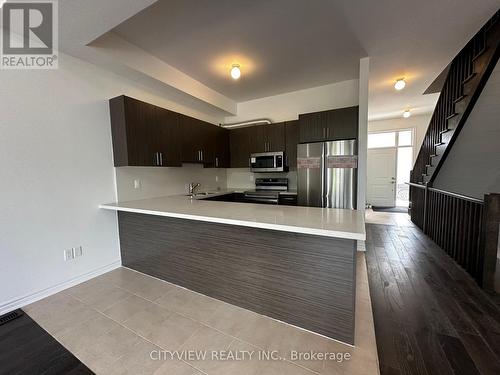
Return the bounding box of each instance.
[99,194,365,240]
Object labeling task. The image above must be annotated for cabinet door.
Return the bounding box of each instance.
[247,125,267,153]
[229,127,251,168]
[285,120,299,168]
[180,115,203,163]
[298,112,326,143]
[155,107,181,167]
[325,106,359,140]
[265,122,285,152]
[123,97,157,166]
[213,127,230,168]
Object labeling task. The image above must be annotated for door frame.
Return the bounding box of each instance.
[367,128,415,207]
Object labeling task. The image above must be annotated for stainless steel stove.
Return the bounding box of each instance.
[243,178,288,204]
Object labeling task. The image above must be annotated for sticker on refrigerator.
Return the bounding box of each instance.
[326,155,358,168]
[297,157,321,169]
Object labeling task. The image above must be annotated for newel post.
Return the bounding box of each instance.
[481,193,500,289]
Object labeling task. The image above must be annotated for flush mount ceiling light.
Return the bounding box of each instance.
[394,78,406,91]
[230,64,241,80]
[403,109,411,118]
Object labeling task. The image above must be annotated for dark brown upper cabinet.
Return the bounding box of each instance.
[109,95,181,167]
[298,106,359,143]
[248,123,285,153]
[265,122,285,152]
[211,126,230,168]
[229,127,252,168]
[179,115,229,167]
[285,120,299,168]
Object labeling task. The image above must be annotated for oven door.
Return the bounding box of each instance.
[250,152,284,172]
[243,192,279,204]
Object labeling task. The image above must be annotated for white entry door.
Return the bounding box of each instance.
[367,148,397,207]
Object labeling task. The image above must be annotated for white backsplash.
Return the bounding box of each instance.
[226,168,297,190]
[115,164,227,201]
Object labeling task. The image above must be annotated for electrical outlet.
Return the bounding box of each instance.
[74,246,83,257]
[64,249,74,261]
[134,179,141,189]
[215,176,219,182]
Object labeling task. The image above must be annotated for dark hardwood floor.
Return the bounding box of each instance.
[0,310,93,375]
[365,223,500,375]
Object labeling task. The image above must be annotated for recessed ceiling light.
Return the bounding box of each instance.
[394,78,406,91]
[403,109,411,118]
[230,64,241,80]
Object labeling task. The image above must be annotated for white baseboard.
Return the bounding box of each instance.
[0,260,122,316]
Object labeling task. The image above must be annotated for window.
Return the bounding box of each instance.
[368,132,396,149]
[398,130,413,146]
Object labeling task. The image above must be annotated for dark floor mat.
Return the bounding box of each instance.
[372,206,408,213]
[0,309,94,375]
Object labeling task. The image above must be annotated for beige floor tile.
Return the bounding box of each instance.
[122,303,172,338]
[102,295,153,323]
[153,360,203,375]
[207,339,270,375]
[67,283,133,311]
[235,314,291,351]
[155,288,224,322]
[180,325,234,373]
[106,338,165,375]
[119,274,180,302]
[55,314,122,354]
[140,312,203,351]
[259,360,315,375]
[204,302,259,337]
[95,267,145,286]
[26,293,100,335]
[82,325,144,371]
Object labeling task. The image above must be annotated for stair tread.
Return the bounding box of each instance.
[453,94,467,104]
[463,72,477,84]
[472,46,488,61]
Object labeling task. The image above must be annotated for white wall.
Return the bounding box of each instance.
[434,60,500,199]
[116,164,227,201]
[357,58,369,212]
[0,51,225,314]
[225,79,360,124]
[368,113,432,163]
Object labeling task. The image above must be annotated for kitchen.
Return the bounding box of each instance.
[100,94,365,345]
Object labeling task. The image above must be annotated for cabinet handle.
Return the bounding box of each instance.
[159,152,163,166]
[153,153,157,166]
[215,157,219,168]
[201,150,203,161]
[197,150,201,161]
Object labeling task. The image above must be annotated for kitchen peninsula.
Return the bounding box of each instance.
[100,194,365,344]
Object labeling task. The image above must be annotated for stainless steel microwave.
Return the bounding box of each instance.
[250,152,287,172]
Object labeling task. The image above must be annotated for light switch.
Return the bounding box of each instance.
[134,179,141,189]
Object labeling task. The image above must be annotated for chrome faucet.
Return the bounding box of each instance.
[188,182,201,196]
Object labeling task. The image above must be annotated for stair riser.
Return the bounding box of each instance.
[440,131,454,144]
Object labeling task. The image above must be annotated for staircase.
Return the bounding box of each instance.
[411,10,500,185]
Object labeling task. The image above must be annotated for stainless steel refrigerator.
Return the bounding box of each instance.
[297,140,357,209]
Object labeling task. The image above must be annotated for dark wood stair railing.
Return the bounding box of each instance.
[409,183,500,290]
[411,10,500,186]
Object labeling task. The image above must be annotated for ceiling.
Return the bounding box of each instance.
[59,0,500,120]
[111,0,366,102]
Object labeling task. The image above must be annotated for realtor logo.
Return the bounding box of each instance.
[1,0,58,69]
